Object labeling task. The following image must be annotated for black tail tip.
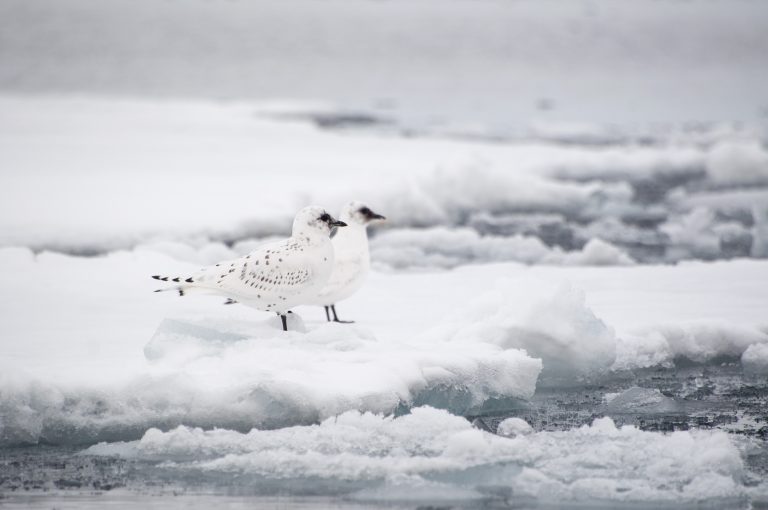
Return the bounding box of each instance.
[151,275,161,280]
[185,277,194,283]
[153,289,162,293]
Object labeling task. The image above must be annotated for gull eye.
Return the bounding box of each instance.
[359,207,372,216]
[318,213,331,223]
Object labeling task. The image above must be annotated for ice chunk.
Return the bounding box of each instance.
[707,139,768,186]
[496,417,533,437]
[84,407,747,503]
[660,208,722,261]
[424,281,616,378]
[0,366,47,445]
[742,343,768,374]
[551,238,635,266]
[615,321,768,369]
[602,387,681,414]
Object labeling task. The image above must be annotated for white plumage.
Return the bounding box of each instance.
[152,206,346,330]
[309,201,385,323]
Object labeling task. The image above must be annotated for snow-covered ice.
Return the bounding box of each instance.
[0,248,545,446]
[1,242,767,448]
[0,316,540,445]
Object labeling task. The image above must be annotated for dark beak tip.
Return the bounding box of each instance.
[333,220,348,227]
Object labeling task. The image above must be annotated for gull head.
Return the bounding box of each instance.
[293,205,347,239]
[341,201,386,227]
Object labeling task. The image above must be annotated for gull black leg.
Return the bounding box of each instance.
[331,305,354,324]
[324,306,331,322]
[280,314,288,331]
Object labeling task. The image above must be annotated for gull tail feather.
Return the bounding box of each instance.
[151,274,200,297]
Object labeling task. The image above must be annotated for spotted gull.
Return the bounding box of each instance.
[152,206,346,331]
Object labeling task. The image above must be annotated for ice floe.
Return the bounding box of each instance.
[84,406,747,504]
[1,247,767,445]
[0,316,540,446]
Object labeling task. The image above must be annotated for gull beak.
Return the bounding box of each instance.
[364,209,386,221]
[330,219,347,227]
